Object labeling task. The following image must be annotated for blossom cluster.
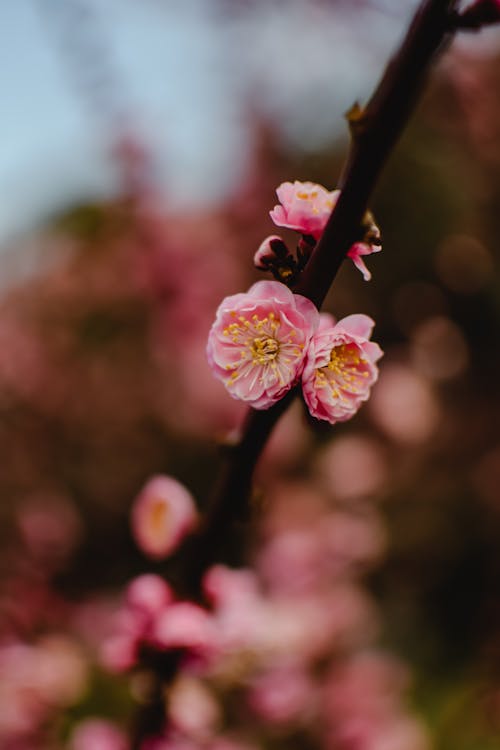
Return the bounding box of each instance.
[207,281,382,423]
[207,181,383,424]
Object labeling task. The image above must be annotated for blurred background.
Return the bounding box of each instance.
[1,1,500,748]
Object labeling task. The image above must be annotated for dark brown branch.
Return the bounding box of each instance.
[182,389,296,593]
[179,0,459,596]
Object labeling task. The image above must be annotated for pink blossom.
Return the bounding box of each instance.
[101,575,173,673]
[100,631,139,673]
[270,181,340,240]
[368,363,439,444]
[302,313,383,424]
[203,565,260,609]
[207,281,318,409]
[315,434,387,501]
[168,675,221,740]
[100,603,149,673]
[131,475,198,559]
[153,602,218,667]
[270,181,381,280]
[322,653,430,750]
[247,662,317,725]
[126,574,173,616]
[70,718,128,750]
[256,528,329,594]
[0,637,89,739]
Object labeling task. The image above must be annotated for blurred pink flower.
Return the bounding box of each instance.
[0,636,88,740]
[131,476,198,559]
[207,281,318,409]
[256,528,329,595]
[101,575,173,673]
[315,435,387,501]
[153,602,218,668]
[247,662,317,726]
[323,652,410,723]
[126,574,174,617]
[100,630,139,673]
[368,363,439,444]
[202,566,271,660]
[168,675,221,740]
[302,313,383,424]
[100,604,147,673]
[203,565,261,610]
[70,718,128,750]
[270,181,339,240]
[103,584,217,673]
[321,651,431,750]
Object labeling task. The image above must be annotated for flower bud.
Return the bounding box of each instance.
[131,475,198,559]
[126,574,173,616]
[253,235,288,270]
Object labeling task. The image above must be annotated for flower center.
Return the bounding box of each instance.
[222,311,303,388]
[328,343,357,374]
[315,343,369,397]
[146,498,171,545]
[251,336,280,364]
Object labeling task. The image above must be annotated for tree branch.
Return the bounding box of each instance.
[132,2,466,743]
[182,0,459,592]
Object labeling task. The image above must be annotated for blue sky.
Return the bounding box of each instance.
[1,0,493,247]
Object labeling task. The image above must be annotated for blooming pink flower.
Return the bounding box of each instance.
[270,181,381,280]
[207,281,318,409]
[131,475,198,559]
[347,242,382,282]
[302,313,383,424]
[270,181,339,240]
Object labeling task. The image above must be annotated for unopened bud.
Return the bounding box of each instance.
[253,235,289,270]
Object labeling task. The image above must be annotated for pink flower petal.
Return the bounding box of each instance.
[302,316,382,425]
[207,281,319,410]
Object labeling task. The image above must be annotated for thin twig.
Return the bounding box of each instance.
[181,0,459,596]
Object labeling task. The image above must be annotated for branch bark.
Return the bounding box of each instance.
[181,0,459,595]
